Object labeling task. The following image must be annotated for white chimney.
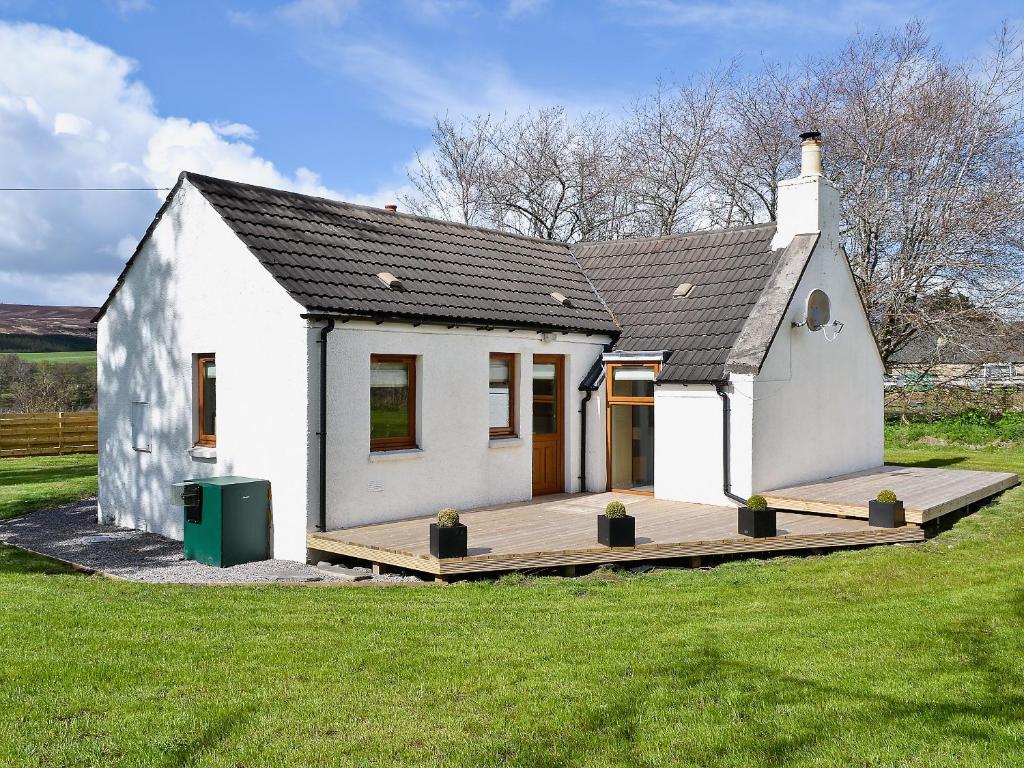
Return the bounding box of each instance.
[770,131,839,251]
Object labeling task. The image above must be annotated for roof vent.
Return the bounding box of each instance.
[377,272,404,291]
[673,282,694,298]
[383,204,398,212]
[549,291,573,308]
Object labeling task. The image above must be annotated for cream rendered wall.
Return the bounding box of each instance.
[751,243,884,492]
[97,180,316,561]
[653,376,754,506]
[322,323,609,529]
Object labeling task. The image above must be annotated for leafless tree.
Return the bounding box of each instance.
[402,115,494,225]
[621,70,731,236]
[811,23,1024,363]
[406,22,1024,365]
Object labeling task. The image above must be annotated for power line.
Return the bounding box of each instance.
[0,186,171,191]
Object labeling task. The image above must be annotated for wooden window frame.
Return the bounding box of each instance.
[489,352,518,439]
[605,362,659,495]
[605,362,660,405]
[370,354,417,452]
[196,354,216,447]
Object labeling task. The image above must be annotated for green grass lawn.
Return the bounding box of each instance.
[4,350,97,365]
[0,453,97,520]
[1,430,1023,765]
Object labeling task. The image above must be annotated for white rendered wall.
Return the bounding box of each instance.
[97,180,315,561]
[653,377,754,507]
[751,244,884,492]
[323,323,609,529]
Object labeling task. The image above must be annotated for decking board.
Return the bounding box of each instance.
[761,465,1019,524]
[307,492,924,576]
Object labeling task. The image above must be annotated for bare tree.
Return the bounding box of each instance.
[406,22,1024,365]
[813,23,1024,363]
[403,115,494,225]
[621,70,731,236]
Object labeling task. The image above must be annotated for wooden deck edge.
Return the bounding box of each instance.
[763,472,1020,525]
[308,527,924,576]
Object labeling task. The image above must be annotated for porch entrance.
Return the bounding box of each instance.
[532,355,565,496]
[607,362,657,494]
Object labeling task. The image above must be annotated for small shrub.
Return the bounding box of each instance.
[876,489,898,504]
[747,494,768,511]
[436,507,460,527]
[604,501,628,518]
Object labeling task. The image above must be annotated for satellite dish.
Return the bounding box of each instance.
[805,289,831,332]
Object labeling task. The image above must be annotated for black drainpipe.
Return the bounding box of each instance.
[716,383,748,505]
[578,389,593,490]
[317,318,336,531]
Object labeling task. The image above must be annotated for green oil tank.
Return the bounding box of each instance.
[180,476,270,567]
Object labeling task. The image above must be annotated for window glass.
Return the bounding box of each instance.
[489,356,513,433]
[611,365,655,398]
[371,358,412,442]
[532,363,558,434]
[201,360,216,437]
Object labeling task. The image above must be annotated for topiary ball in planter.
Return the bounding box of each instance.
[598,501,635,547]
[430,507,467,558]
[738,494,776,538]
[868,490,905,528]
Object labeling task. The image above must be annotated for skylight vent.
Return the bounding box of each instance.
[549,291,573,308]
[377,272,404,291]
[673,282,694,298]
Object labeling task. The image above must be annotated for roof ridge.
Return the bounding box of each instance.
[181,171,573,252]
[573,221,776,250]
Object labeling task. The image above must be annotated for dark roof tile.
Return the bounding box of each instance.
[185,173,617,335]
[573,224,780,382]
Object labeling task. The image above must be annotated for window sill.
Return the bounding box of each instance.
[488,437,523,448]
[368,447,424,463]
[187,446,217,460]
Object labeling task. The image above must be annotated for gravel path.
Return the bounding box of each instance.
[0,499,425,585]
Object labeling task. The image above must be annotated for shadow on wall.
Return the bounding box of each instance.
[98,204,238,537]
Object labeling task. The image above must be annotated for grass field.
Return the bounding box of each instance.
[2,350,97,365]
[0,453,97,520]
[1,425,1023,766]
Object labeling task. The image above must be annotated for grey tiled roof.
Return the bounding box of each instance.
[185,173,618,335]
[573,224,781,383]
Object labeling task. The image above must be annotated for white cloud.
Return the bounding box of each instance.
[328,41,613,128]
[506,0,548,17]
[608,0,921,32]
[276,0,359,26]
[113,0,153,15]
[0,21,381,306]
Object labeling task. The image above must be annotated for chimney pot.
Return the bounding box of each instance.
[799,130,824,177]
[384,204,398,212]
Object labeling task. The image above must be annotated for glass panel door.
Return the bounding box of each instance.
[606,362,658,494]
[609,404,655,492]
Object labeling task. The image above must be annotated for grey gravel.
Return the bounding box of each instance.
[0,499,426,585]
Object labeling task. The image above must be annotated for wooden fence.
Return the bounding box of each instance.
[0,411,98,458]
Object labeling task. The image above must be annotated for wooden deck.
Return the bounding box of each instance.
[308,493,924,577]
[761,465,1019,524]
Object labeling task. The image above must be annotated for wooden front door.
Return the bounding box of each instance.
[532,355,564,496]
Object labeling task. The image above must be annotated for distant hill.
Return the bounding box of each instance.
[0,303,98,353]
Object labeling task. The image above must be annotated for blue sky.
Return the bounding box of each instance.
[0,0,1021,305]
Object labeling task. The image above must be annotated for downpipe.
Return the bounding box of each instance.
[578,389,593,490]
[716,384,748,506]
[317,318,336,531]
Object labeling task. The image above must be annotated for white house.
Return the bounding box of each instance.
[95,132,883,562]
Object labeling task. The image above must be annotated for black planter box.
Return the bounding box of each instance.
[738,507,776,538]
[868,500,905,528]
[430,523,468,558]
[598,514,635,547]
